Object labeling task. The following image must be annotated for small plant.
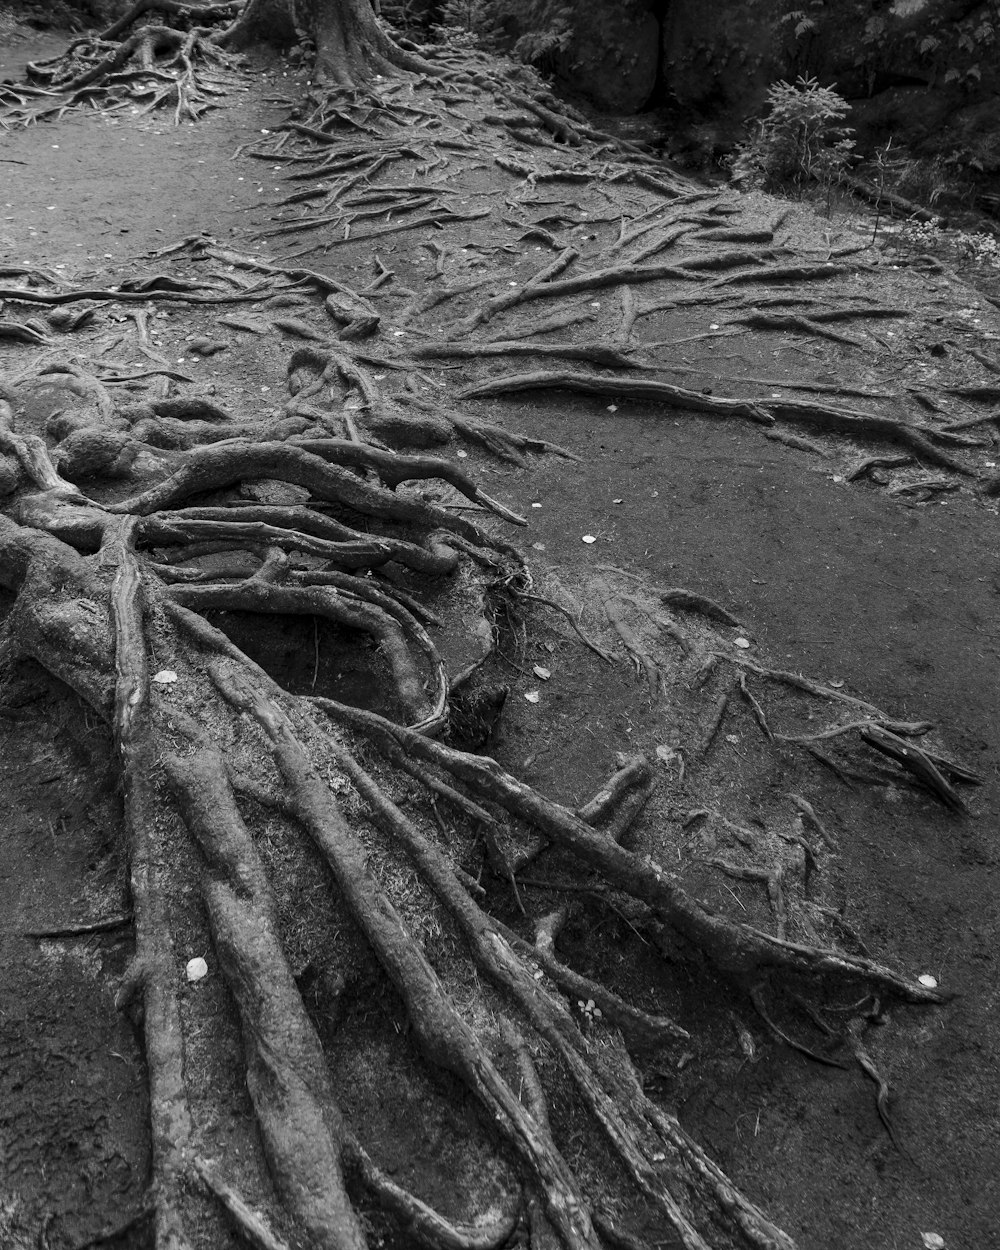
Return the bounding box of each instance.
[886,218,1000,271]
[379,0,428,39]
[430,0,502,49]
[510,0,572,65]
[429,0,574,67]
[730,76,855,202]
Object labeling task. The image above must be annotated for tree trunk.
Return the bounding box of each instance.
[221,0,433,88]
[217,0,301,48]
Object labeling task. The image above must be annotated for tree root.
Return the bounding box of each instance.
[193,1157,293,1250]
[458,371,773,425]
[165,746,369,1250]
[594,576,660,701]
[848,1026,910,1157]
[510,589,617,665]
[9,17,244,125]
[747,987,847,1069]
[344,1141,520,1250]
[411,340,645,370]
[320,701,947,1003]
[210,662,601,1248]
[25,913,132,939]
[168,577,445,727]
[1,28,984,1250]
[860,724,966,812]
[661,588,741,628]
[104,518,193,1249]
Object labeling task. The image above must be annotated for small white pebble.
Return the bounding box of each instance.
[918,974,938,989]
[581,534,597,544]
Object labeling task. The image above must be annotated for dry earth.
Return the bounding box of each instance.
[1,12,1000,1250]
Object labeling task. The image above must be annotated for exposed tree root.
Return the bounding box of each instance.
[321,702,946,1002]
[456,371,972,471]
[193,1157,293,1250]
[7,14,245,125]
[2,19,989,1250]
[458,371,773,425]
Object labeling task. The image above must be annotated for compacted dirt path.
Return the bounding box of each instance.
[1,12,999,1250]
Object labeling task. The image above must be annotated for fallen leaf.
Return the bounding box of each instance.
[607,404,618,412]
[524,690,541,704]
[582,534,597,544]
[531,542,546,551]
[655,745,676,765]
[456,449,468,458]
[921,1236,945,1250]
[186,957,208,983]
[828,679,845,689]
[613,498,623,504]
[152,670,178,684]
[918,974,938,989]
[532,665,551,680]
[733,637,751,649]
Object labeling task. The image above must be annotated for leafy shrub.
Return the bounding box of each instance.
[428,0,572,67]
[888,218,1000,270]
[508,0,572,65]
[430,0,502,48]
[730,76,855,194]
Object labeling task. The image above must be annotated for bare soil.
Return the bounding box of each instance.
[2,13,999,1250]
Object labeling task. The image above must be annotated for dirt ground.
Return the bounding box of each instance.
[2,13,1000,1250]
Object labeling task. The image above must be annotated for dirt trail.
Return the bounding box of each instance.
[1,16,999,1250]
